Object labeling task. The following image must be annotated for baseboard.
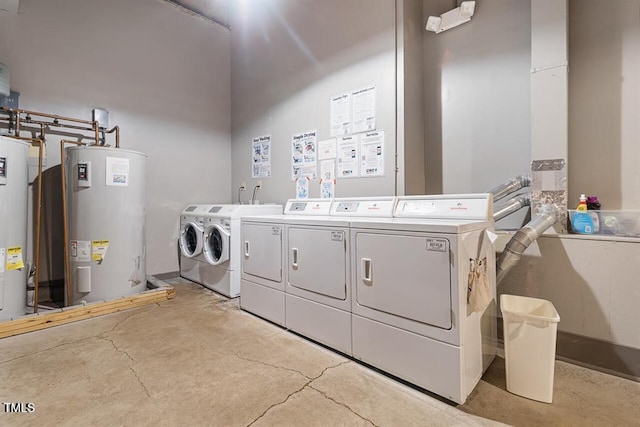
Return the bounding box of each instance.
[497,317,639,382]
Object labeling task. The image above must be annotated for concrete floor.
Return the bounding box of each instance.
[1,279,638,426]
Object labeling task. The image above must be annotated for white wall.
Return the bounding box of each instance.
[230,0,397,204]
[423,0,531,229]
[0,0,231,276]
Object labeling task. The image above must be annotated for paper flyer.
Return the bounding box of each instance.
[330,93,351,136]
[291,130,317,181]
[360,130,385,177]
[320,159,336,199]
[352,85,376,134]
[252,135,271,178]
[296,176,310,199]
[337,135,359,178]
[106,157,129,187]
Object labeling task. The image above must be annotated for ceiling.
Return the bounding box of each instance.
[166,0,230,28]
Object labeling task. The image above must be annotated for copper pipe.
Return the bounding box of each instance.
[26,119,95,133]
[60,139,87,306]
[93,121,100,146]
[0,106,95,126]
[106,126,120,148]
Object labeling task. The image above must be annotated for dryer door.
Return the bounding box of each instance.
[180,221,203,258]
[203,223,230,265]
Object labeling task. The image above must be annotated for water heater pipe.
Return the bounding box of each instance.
[488,174,531,202]
[496,204,560,284]
[493,194,531,222]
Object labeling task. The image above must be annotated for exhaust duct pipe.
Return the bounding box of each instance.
[493,194,531,222]
[496,204,560,284]
[488,174,531,202]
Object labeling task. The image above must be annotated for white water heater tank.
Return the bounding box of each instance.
[0,63,9,97]
[65,146,147,305]
[0,136,29,321]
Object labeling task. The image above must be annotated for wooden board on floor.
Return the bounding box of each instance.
[0,286,175,339]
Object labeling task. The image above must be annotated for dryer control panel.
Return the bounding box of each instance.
[330,196,396,217]
[394,194,493,220]
[285,198,332,216]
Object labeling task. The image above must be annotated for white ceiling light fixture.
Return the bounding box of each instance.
[425,1,476,34]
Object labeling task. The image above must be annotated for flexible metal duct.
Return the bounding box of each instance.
[496,204,560,284]
[488,174,531,202]
[493,194,531,222]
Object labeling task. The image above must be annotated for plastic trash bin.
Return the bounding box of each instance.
[500,294,560,403]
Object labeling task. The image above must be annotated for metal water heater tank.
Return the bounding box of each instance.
[65,146,147,305]
[0,136,29,320]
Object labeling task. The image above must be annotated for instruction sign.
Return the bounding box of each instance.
[6,246,24,270]
[0,248,5,273]
[92,240,110,262]
[252,135,271,178]
[106,157,129,187]
[70,240,91,262]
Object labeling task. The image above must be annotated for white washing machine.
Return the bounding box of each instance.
[349,194,496,404]
[285,197,396,356]
[180,204,282,297]
[240,199,332,326]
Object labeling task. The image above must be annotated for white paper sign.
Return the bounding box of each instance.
[337,135,359,178]
[106,157,130,186]
[360,131,385,177]
[0,248,5,274]
[320,159,336,199]
[330,93,351,136]
[70,240,91,262]
[318,138,337,161]
[296,177,310,199]
[252,135,271,178]
[291,130,318,181]
[352,86,376,133]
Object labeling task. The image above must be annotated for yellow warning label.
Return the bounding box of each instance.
[6,246,24,271]
[92,240,110,262]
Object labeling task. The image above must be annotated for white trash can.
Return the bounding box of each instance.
[500,294,560,403]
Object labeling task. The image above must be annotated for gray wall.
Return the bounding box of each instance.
[0,0,231,276]
[569,0,640,209]
[230,0,397,204]
[423,0,531,228]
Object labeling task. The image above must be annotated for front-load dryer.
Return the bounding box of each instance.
[284,197,396,356]
[349,194,496,404]
[182,204,282,298]
[179,204,215,285]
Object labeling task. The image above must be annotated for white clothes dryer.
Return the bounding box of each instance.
[240,199,332,326]
[349,194,496,404]
[284,197,396,355]
[180,204,282,298]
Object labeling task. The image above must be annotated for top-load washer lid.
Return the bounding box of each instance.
[203,223,230,265]
[180,221,204,258]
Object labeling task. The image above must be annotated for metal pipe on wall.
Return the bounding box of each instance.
[496,204,560,284]
[488,174,531,202]
[493,194,531,222]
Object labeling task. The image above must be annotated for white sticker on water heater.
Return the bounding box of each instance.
[106,157,129,187]
[70,240,91,262]
[0,248,5,274]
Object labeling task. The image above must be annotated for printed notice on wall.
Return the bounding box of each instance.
[6,246,24,271]
[320,159,336,199]
[352,86,376,134]
[360,131,385,177]
[70,240,91,262]
[337,135,359,178]
[330,93,351,137]
[106,157,129,187]
[295,176,310,199]
[0,248,5,274]
[291,130,317,181]
[318,138,337,161]
[92,240,110,262]
[252,135,271,178]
